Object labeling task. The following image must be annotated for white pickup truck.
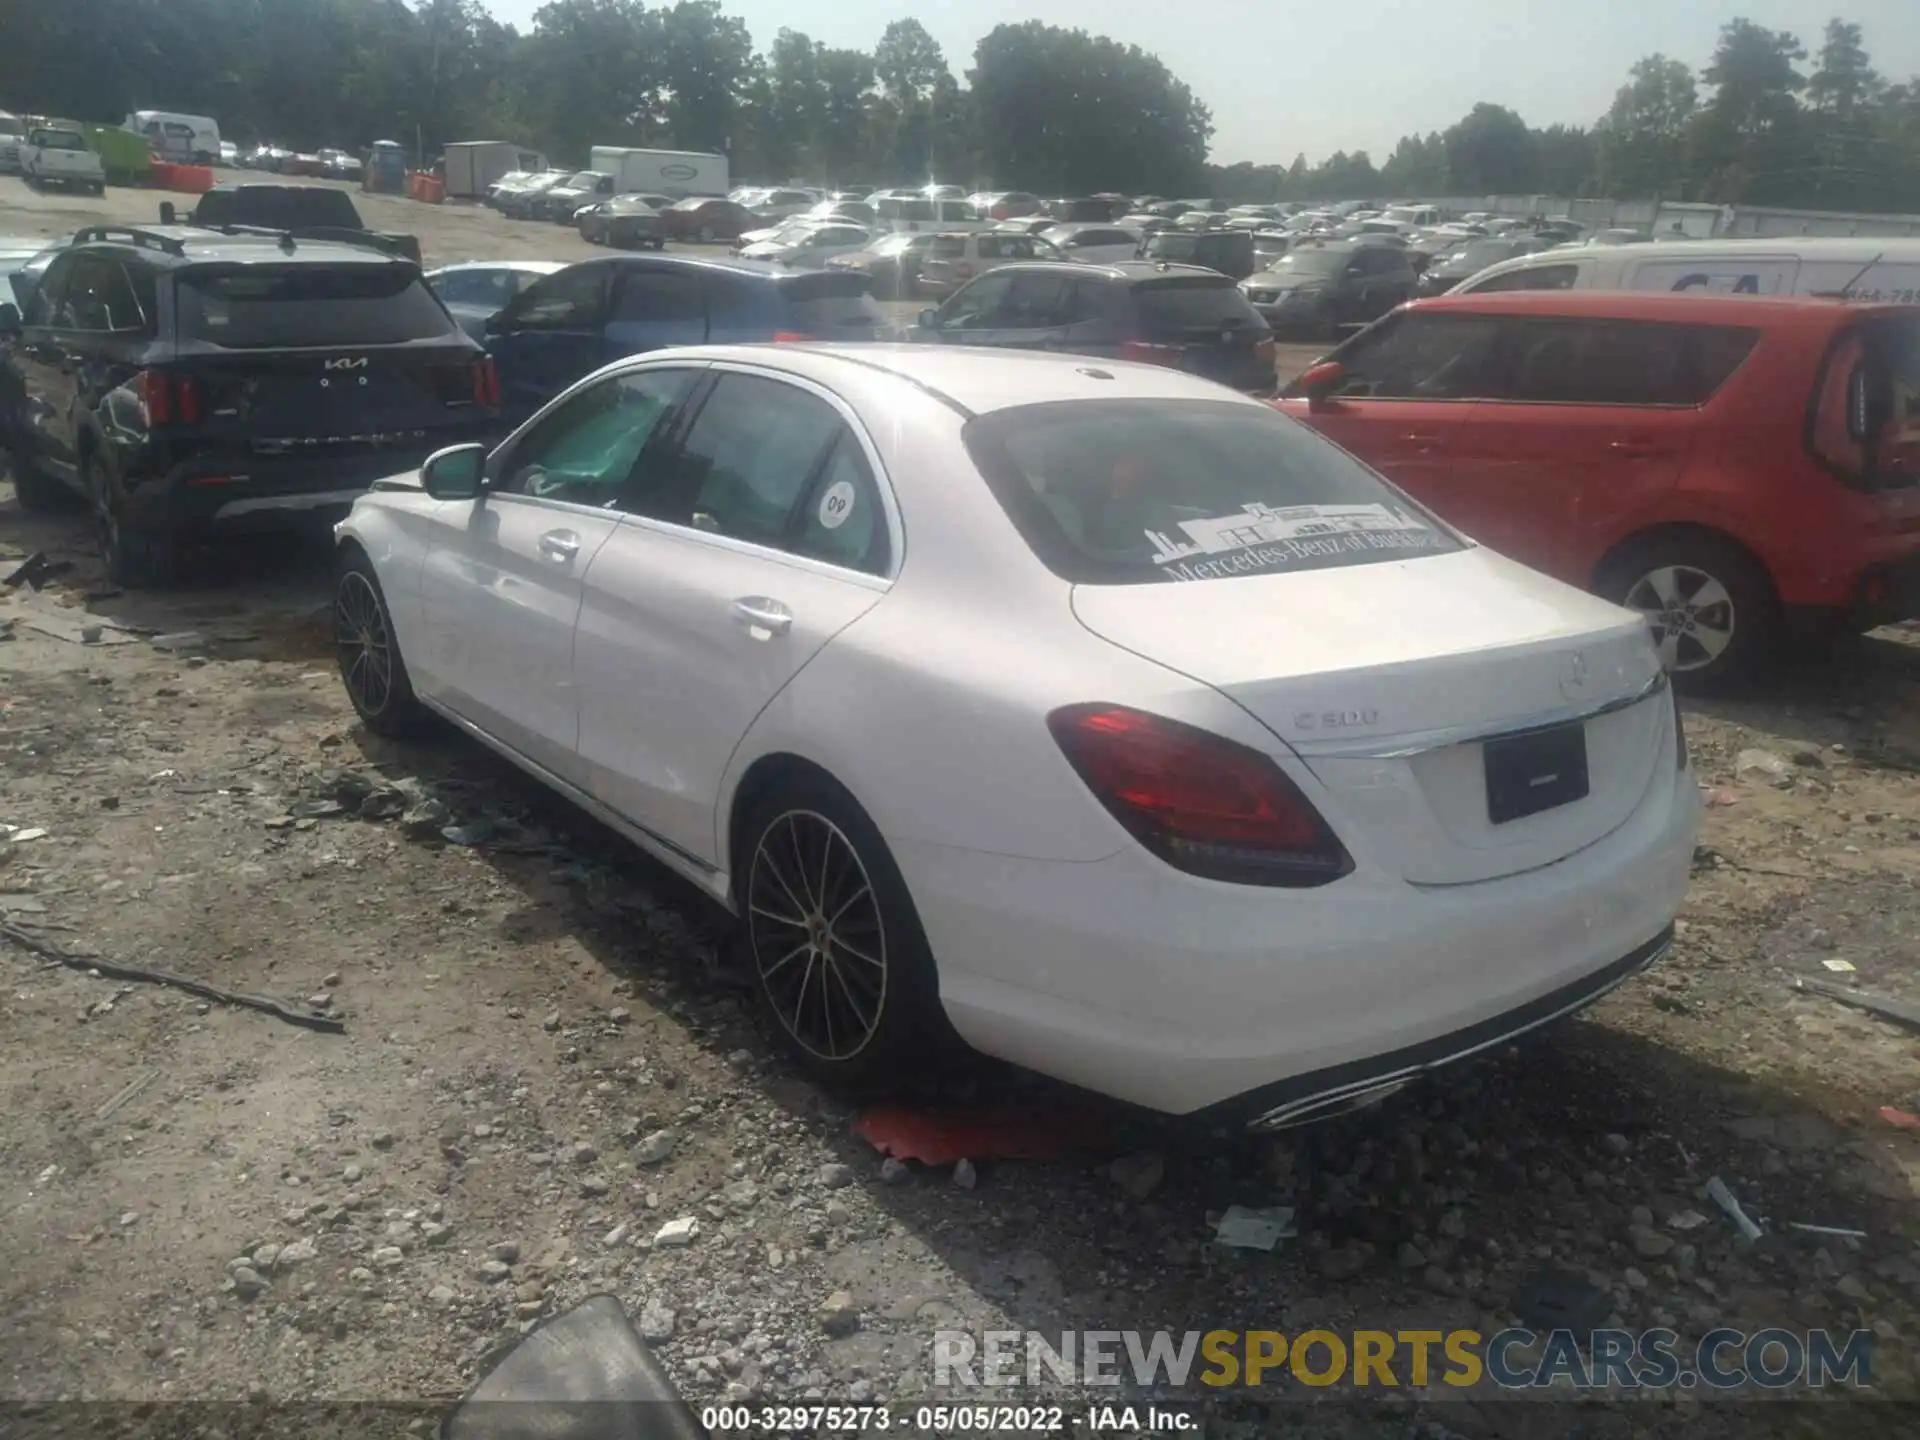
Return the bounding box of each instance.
[22,124,106,195]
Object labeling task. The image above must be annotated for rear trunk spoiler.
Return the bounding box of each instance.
[201,223,421,264]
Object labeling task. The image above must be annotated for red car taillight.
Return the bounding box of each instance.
[771,331,816,343]
[135,370,199,427]
[1118,340,1187,368]
[471,357,501,407]
[1048,704,1352,887]
[954,262,976,278]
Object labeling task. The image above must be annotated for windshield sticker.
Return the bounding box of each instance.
[1148,502,1447,580]
[817,479,856,530]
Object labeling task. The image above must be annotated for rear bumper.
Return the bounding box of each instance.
[896,750,1697,1117]
[123,434,488,534]
[1848,550,1920,627]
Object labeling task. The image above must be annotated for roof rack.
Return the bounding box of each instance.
[205,223,404,257]
[70,225,187,256]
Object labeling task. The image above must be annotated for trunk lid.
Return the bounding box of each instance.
[1070,548,1669,885]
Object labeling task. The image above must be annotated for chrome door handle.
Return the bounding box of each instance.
[730,597,793,637]
[537,529,580,561]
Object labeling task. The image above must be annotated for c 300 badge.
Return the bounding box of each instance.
[1294,708,1380,731]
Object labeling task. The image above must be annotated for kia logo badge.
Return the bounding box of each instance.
[324,356,369,371]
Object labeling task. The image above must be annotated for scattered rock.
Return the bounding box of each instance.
[477,1261,512,1284]
[490,1241,520,1264]
[1436,1209,1467,1240]
[1736,748,1789,778]
[1631,1227,1675,1260]
[639,1298,676,1342]
[277,1236,318,1268]
[654,1217,699,1249]
[542,1012,563,1032]
[1602,1133,1631,1156]
[370,1129,395,1150]
[428,1284,457,1308]
[632,1131,675,1166]
[819,1290,860,1338]
[952,1158,978,1190]
[230,1266,267,1300]
[570,1142,598,1166]
[1396,1241,1427,1270]
[879,1158,910,1186]
[371,1246,405,1270]
[819,1163,855,1189]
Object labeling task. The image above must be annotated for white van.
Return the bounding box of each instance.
[126,111,221,165]
[1454,235,1920,303]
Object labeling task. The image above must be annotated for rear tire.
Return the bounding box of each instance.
[89,454,180,589]
[6,446,71,512]
[334,548,431,737]
[1596,532,1780,694]
[736,774,955,1091]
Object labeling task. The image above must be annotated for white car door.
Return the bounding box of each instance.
[572,366,895,868]
[416,366,700,777]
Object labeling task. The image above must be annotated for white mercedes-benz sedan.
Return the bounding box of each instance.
[332,344,1698,1126]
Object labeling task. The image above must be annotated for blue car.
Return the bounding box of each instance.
[482,255,889,422]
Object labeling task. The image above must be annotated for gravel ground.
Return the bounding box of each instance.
[1,176,1918,1439]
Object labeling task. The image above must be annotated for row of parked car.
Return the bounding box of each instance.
[4,191,1918,694]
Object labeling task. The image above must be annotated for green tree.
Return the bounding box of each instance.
[968,21,1210,194]
[815,47,877,186]
[1594,54,1698,197]
[658,0,753,154]
[1441,102,1537,193]
[1686,17,1808,201]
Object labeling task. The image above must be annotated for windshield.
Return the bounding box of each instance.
[1439,241,1513,271]
[31,130,87,151]
[1269,249,1346,278]
[563,172,603,188]
[873,235,916,256]
[963,399,1462,585]
[176,266,459,348]
[1145,232,1202,261]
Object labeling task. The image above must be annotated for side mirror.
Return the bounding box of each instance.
[1299,360,1346,412]
[0,302,21,336]
[421,443,488,500]
[482,312,505,336]
[158,201,177,225]
[918,308,941,329]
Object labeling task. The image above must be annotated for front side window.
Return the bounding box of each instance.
[964,399,1463,585]
[502,265,606,331]
[499,369,696,505]
[941,272,1016,329]
[1310,312,1505,401]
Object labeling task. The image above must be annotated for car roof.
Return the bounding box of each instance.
[1411,289,1910,328]
[617,342,1257,417]
[563,253,819,284]
[1045,222,1138,237]
[430,260,566,276]
[981,260,1230,285]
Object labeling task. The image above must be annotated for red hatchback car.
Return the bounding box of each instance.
[1274,291,1920,689]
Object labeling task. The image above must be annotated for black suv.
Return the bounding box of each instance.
[0,225,495,586]
[483,254,888,421]
[1141,228,1257,279]
[913,261,1276,394]
[1238,239,1417,338]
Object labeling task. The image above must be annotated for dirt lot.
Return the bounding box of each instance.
[1,177,1919,1437]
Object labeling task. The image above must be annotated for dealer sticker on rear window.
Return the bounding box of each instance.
[1147,502,1448,581]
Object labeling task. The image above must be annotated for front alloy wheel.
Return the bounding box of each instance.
[747,810,888,1063]
[336,570,396,717]
[1621,565,1735,674]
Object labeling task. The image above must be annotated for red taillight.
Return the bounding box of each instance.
[471,357,501,408]
[1118,340,1187,368]
[136,369,171,426]
[1254,337,1276,365]
[1048,704,1351,887]
[990,204,1011,220]
[954,262,976,278]
[135,370,198,426]
[771,331,816,343]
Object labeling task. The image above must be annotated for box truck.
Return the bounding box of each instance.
[589,147,727,199]
[443,141,548,199]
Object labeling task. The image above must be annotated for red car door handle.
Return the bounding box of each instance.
[1401,432,1442,449]
[1609,440,1670,458]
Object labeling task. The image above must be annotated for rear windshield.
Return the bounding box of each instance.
[32,130,87,151]
[176,266,458,348]
[962,399,1463,585]
[780,272,886,333]
[1131,279,1264,332]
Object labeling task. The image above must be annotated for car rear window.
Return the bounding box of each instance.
[1131,279,1266,334]
[779,271,885,334]
[176,265,459,348]
[962,399,1463,585]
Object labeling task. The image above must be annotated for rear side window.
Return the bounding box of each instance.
[928,236,967,259]
[1131,279,1264,333]
[502,265,605,330]
[779,272,885,335]
[54,254,149,333]
[176,265,458,348]
[1471,263,1578,293]
[1498,319,1758,407]
[963,399,1463,585]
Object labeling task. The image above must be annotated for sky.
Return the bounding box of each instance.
[482,0,1920,166]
